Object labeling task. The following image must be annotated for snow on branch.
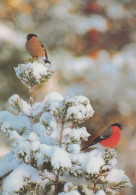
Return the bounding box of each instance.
[14,60,54,87]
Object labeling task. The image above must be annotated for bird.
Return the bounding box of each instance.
[25,33,50,64]
[81,123,122,150]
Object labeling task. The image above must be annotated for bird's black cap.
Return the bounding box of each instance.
[111,123,123,130]
[27,33,37,40]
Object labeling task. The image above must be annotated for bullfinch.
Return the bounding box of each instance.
[25,33,50,64]
[81,123,122,150]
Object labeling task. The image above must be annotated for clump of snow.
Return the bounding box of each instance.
[9,94,31,115]
[108,158,117,167]
[43,92,64,103]
[106,168,132,186]
[95,190,106,195]
[63,127,90,144]
[3,164,41,194]
[51,148,71,169]
[40,113,60,140]
[32,123,46,136]
[9,130,23,144]
[67,144,80,154]
[63,182,77,192]
[82,149,105,174]
[70,149,105,178]
[0,151,19,178]
[65,95,94,123]
[33,123,57,145]
[0,111,31,134]
[40,144,72,169]
[14,61,54,87]
[14,140,32,163]
[58,190,81,195]
[31,140,41,152]
[32,102,44,116]
[43,92,64,117]
[28,132,39,141]
[103,148,117,166]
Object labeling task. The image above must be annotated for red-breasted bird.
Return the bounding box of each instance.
[81,123,122,150]
[25,33,50,64]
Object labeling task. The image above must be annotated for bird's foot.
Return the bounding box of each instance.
[28,57,39,63]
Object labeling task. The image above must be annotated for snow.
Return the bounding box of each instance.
[33,123,46,135]
[28,132,39,141]
[51,148,72,169]
[14,140,32,163]
[33,123,57,145]
[58,190,81,195]
[81,149,105,174]
[3,164,41,194]
[9,94,31,115]
[15,61,54,87]
[43,92,64,117]
[0,151,19,178]
[40,112,58,131]
[65,95,94,123]
[9,130,23,143]
[65,95,89,106]
[106,168,132,186]
[40,112,60,141]
[95,190,106,195]
[32,102,44,116]
[63,127,90,144]
[108,158,117,167]
[31,140,41,152]
[40,144,72,169]
[63,182,76,192]
[0,111,31,134]
[43,92,64,103]
[68,144,80,154]
[66,105,87,120]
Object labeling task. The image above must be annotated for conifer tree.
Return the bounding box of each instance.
[0,58,132,194]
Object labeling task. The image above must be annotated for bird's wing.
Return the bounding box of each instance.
[81,126,112,150]
[100,126,113,138]
[41,44,48,58]
[90,126,113,145]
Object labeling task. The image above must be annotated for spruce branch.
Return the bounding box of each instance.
[29,86,34,108]
[55,105,68,194]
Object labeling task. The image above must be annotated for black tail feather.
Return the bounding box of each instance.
[44,59,51,64]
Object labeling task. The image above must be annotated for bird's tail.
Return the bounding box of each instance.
[81,145,89,151]
[44,59,51,64]
[43,53,51,64]
[81,142,96,151]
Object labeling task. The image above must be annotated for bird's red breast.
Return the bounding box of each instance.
[100,126,121,148]
[25,36,45,58]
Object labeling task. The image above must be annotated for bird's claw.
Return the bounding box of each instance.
[28,57,39,63]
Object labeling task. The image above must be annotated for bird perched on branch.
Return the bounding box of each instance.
[81,123,122,150]
[25,33,50,64]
